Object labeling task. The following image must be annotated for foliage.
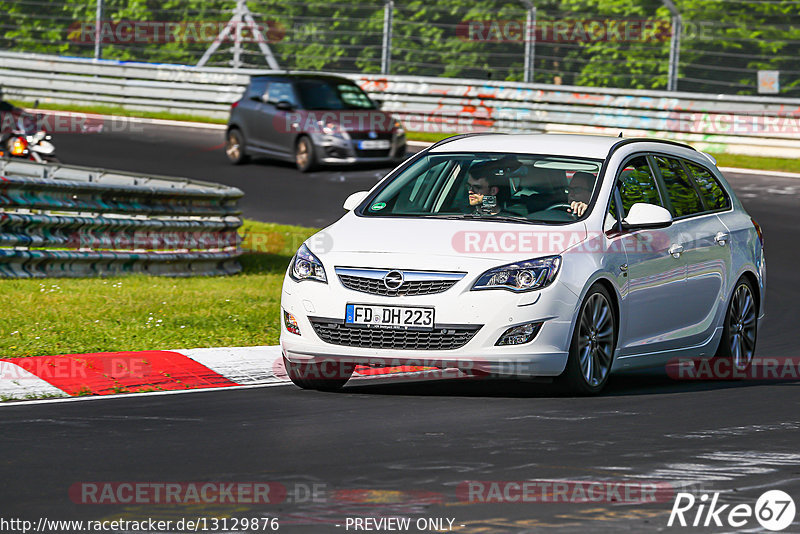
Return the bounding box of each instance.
[0,0,798,94]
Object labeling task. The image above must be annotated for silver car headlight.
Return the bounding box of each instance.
[472,255,561,292]
[289,243,327,283]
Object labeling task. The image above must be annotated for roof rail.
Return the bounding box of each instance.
[611,137,696,153]
[429,132,506,150]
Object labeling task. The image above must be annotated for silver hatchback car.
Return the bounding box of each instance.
[280,134,766,394]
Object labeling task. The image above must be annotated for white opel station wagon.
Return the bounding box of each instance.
[280,134,766,394]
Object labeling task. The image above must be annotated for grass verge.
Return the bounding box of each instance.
[0,220,318,359]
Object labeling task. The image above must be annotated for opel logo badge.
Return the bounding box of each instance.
[368,131,378,139]
[383,270,404,290]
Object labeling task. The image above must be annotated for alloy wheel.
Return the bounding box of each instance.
[578,293,615,387]
[728,283,757,370]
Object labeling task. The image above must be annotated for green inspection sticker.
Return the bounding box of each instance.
[370,202,386,211]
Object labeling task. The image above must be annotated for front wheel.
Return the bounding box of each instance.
[225,129,248,165]
[559,285,617,395]
[282,355,354,392]
[295,136,318,172]
[714,277,757,372]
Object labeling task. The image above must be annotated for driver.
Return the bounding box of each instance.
[568,171,595,217]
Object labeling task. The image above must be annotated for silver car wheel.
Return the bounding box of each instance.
[578,293,614,387]
[729,283,756,370]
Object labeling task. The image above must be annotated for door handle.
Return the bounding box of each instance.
[714,232,729,246]
[668,244,684,258]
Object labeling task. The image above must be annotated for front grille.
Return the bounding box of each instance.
[338,274,458,296]
[335,268,465,297]
[349,131,393,141]
[310,320,481,350]
[355,148,392,158]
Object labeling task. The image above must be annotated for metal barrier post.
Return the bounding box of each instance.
[381,0,394,75]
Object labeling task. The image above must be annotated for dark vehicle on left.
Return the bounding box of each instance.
[0,94,58,163]
[225,74,406,172]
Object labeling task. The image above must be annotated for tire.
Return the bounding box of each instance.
[558,284,617,395]
[714,277,757,372]
[295,136,318,172]
[282,354,354,392]
[225,129,249,165]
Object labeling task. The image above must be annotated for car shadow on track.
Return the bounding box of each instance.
[340,368,797,398]
[243,155,399,174]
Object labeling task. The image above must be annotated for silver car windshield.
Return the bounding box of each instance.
[363,152,604,223]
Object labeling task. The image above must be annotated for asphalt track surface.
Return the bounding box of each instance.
[2,123,799,533]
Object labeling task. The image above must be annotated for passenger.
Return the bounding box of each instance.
[466,167,512,215]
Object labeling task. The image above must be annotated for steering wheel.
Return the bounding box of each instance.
[545,203,573,212]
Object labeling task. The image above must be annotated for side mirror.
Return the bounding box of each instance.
[622,203,673,229]
[275,100,294,111]
[343,191,369,211]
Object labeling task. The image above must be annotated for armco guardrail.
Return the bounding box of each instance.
[0,158,243,278]
[2,51,800,157]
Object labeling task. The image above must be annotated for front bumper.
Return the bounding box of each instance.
[310,132,406,165]
[279,273,578,378]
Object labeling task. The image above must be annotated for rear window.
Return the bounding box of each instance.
[296,81,375,110]
[247,78,268,99]
[653,155,704,217]
[685,161,730,211]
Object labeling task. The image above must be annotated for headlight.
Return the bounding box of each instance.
[392,119,405,135]
[472,255,561,292]
[289,243,327,283]
[317,120,345,137]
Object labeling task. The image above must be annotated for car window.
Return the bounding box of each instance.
[296,81,376,110]
[653,155,704,217]
[685,161,730,211]
[337,84,373,109]
[618,156,663,215]
[362,152,603,223]
[247,78,268,99]
[266,82,297,106]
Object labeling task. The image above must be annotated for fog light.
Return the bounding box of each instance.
[496,322,542,346]
[284,310,301,335]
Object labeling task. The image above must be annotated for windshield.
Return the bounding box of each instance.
[296,81,375,110]
[361,152,604,224]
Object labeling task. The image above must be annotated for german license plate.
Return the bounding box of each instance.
[345,304,434,331]
[357,140,391,150]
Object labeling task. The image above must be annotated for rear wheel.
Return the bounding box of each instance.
[295,136,318,172]
[225,129,248,165]
[715,277,757,372]
[282,355,354,391]
[559,285,617,395]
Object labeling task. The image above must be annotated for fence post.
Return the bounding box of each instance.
[232,0,244,69]
[522,1,536,84]
[381,0,394,75]
[94,0,103,60]
[661,0,681,91]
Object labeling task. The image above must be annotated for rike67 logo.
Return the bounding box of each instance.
[668,490,796,531]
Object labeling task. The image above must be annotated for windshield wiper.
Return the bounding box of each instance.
[460,213,537,224]
[422,213,537,224]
